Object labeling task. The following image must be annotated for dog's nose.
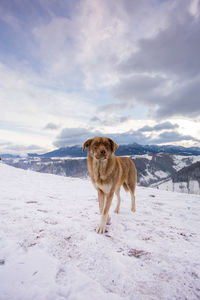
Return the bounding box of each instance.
[100,149,106,155]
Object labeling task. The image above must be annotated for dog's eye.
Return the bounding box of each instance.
[93,143,99,149]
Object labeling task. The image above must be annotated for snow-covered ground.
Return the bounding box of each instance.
[172,155,200,171]
[0,163,200,300]
[154,178,200,195]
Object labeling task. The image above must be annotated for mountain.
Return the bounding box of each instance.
[116,143,200,156]
[172,161,200,183]
[37,145,85,158]
[153,161,200,194]
[2,143,200,160]
[4,156,89,178]
[35,143,200,158]
[0,162,200,300]
[0,153,20,158]
[3,153,200,191]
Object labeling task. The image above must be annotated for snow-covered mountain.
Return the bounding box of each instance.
[2,142,200,159]
[0,162,200,300]
[3,153,200,194]
[153,161,200,195]
[132,153,200,186]
[29,143,200,157]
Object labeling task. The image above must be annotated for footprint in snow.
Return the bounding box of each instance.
[127,249,150,259]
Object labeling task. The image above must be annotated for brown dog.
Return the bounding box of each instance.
[82,136,137,234]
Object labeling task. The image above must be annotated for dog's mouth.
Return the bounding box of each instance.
[94,150,107,160]
[99,155,107,160]
[95,155,107,160]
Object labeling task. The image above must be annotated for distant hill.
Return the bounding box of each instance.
[34,143,200,158]
[37,146,85,158]
[172,161,200,184]
[2,143,200,159]
[0,154,20,158]
[153,161,200,194]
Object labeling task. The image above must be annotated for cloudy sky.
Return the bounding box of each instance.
[0,0,200,155]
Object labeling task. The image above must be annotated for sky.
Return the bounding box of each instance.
[0,0,200,155]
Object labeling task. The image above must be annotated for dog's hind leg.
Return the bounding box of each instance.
[114,187,121,213]
[130,191,136,212]
[127,163,137,212]
[127,182,136,212]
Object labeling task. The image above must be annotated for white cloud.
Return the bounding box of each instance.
[0,62,96,126]
[190,0,200,17]
[113,0,200,119]
[31,0,172,90]
[54,123,199,148]
[43,123,61,130]
[0,127,50,155]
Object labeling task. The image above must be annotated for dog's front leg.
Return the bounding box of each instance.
[97,189,105,214]
[96,191,114,234]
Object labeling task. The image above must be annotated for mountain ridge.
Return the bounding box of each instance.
[30,143,200,158]
[2,143,200,159]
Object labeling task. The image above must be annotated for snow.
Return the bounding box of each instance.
[132,154,152,160]
[172,155,200,171]
[139,170,169,186]
[0,162,200,300]
[154,170,169,179]
[140,171,156,185]
[155,179,200,195]
[189,180,200,194]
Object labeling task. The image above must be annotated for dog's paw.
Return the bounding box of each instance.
[106,215,111,225]
[114,208,119,213]
[96,224,106,234]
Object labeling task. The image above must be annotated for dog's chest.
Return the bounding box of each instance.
[94,181,112,194]
[93,160,107,180]
[92,160,112,193]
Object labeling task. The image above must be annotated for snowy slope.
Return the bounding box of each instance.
[153,178,200,195]
[152,160,200,195]
[0,163,200,300]
[172,155,200,171]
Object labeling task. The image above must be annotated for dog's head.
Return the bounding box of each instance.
[82,136,118,160]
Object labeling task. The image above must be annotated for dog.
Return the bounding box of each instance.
[82,136,137,234]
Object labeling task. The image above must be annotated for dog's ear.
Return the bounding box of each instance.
[82,138,93,152]
[108,138,118,153]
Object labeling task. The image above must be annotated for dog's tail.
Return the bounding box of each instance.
[123,182,129,192]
